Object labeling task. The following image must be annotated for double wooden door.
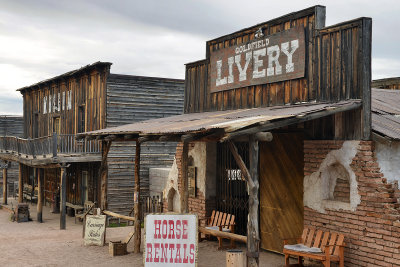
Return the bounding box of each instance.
[259,133,304,253]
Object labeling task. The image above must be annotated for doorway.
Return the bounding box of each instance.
[259,133,304,253]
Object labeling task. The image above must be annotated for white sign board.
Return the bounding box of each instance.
[144,214,198,266]
[84,215,106,246]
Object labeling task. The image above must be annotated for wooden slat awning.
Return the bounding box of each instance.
[77,100,362,141]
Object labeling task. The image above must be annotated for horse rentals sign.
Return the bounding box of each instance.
[144,214,198,266]
[210,27,305,93]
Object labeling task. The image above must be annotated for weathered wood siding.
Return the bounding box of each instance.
[106,74,184,214]
[20,63,110,138]
[0,116,24,194]
[185,6,371,120]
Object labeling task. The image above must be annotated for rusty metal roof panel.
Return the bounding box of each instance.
[80,100,360,137]
[372,88,400,140]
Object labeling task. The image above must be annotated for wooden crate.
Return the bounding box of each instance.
[109,241,127,256]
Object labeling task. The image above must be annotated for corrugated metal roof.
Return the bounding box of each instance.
[79,100,360,138]
[372,88,400,140]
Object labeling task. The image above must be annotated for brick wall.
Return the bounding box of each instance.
[163,142,209,220]
[304,140,400,266]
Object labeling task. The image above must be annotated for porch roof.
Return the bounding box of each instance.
[372,88,400,140]
[77,100,361,141]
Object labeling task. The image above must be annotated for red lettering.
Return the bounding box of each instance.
[175,244,182,263]
[146,243,153,262]
[183,243,189,263]
[154,220,161,239]
[189,244,195,264]
[176,220,181,239]
[168,243,175,263]
[182,220,188,239]
[168,220,175,239]
[154,243,160,262]
[161,243,168,263]
[162,220,168,239]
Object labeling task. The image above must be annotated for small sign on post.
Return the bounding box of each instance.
[84,214,106,246]
[144,214,198,266]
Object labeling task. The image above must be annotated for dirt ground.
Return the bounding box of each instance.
[0,199,300,267]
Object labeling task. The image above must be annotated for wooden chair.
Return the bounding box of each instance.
[283,228,345,267]
[74,201,95,224]
[199,210,236,249]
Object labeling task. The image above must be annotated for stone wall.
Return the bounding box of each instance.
[304,140,400,266]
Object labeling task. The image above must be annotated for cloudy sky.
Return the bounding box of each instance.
[1,0,400,115]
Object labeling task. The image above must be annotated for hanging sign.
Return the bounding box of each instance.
[84,215,106,246]
[144,214,198,266]
[210,27,305,93]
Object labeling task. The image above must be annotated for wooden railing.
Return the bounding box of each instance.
[0,133,101,158]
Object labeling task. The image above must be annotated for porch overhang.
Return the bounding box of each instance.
[77,100,362,142]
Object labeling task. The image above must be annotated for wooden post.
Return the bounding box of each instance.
[180,141,189,213]
[100,141,111,211]
[37,169,43,223]
[18,163,23,203]
[60,165,67,230]
[133,140,141,253]
[2,162,7,205]
[247,135,260,267]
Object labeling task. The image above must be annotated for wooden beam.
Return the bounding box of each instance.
[361,18,372,140]
[133,140,141,253]
[102,210,135,221]
[37,168,43,223]
[159,135,182,142]
[100,141,112,211]
[227,141,253,188]
[2,162,7,205]
[18,163,23,203]
[232,132,273,142]
[180,141,189,213]
[222,102,362,141]
[60,164,68,230]
[104,135,116,141]
[124,134,137,140]
[247,135,260,267]
[198,226,247,243]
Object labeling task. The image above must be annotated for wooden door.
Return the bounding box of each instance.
[260,133,304,253]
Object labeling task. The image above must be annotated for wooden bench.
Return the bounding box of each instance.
[198,210,236,249]
[283,228,345,267]
[74,201,95,224]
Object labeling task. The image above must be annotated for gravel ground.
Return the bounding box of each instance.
[0,199,304,267]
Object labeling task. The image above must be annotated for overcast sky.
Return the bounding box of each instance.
[1,0,400,115]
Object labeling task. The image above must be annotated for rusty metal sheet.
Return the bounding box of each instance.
[210,27,305,93]
[79,100,360,138]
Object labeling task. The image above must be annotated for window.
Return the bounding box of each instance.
[78,106,85,133]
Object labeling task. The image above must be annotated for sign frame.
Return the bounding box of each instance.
[209,27,306,93]
[143,213,198,267]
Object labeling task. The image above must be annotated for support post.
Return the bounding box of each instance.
[180,141,189,213]
[100,141,111,211]
[18,163,23,203]
[2,162,7,205]
[247,135,260,267]
[60,164,68,230]
[37,169,43,223]
[133,140,141,253]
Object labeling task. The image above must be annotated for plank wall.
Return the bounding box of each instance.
[184,6,371,123]
[106,74,185,214]
[20,63,110,138]
[0,116,24,194]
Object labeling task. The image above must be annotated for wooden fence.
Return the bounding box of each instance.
[0,133,101,158]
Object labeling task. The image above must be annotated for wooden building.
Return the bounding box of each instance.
[0,116,23,201]
[0,62,184,226]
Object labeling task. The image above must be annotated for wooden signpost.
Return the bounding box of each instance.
[84,215,107,246]
[144,214,198,266]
